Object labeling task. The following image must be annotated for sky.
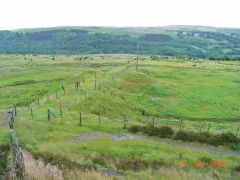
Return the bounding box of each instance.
[0,0,239,30]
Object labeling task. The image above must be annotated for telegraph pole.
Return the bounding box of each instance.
[136,43,139,71]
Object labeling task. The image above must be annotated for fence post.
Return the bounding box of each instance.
[79,112,82,126]
[48,109,51,121]
[98,114,101,126]
[236,127,239,137]
[123,116,126,129]
[14,105,17,116]
[59,104,63,123]
[30,108,33,119]
[179,120,183,130]
[62,84,65,94]
[142,109,145,116]
[11,111,14,123]
[208,123,211,132]
[152,116,155,126]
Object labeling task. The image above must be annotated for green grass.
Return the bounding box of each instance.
[1,54,240,179]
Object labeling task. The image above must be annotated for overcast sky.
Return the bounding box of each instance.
[0,0,239,30]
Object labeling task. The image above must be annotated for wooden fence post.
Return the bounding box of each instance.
[79,112,82,126]
[30,108,33,119]
[152,116,155,126]
[142,109,145,116]
[14,105,17,116]
[236,127,239,137]
[179,120,183,130]
[98,114,101,126]
[11,111,14,124]
[208,123,211,132]
[59,104,63,123]
[48,109,51,121]
[123,116,126,129]
[62,84,65,94]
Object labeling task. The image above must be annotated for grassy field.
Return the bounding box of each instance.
[1,54,240,179]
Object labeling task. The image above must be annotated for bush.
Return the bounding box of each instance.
[116,155,167,171]
[158,126,174,138]
[199,156,213,165]
[92,156,106,166]
[142,124,160,136]
[31,151,97,170]
[0,144,10,177]
[174,131,198,142]
[128,125,143,133]
[218,133,239,144]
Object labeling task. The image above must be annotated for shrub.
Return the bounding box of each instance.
[218,133,239,144]
[31,151,97,171]
[116,155,167,171]
[142,124,160,136]
[128,125,143,133]
[196,132,212,143]
[199,156,213,165]
[158,126,174,138]
[233,165,240,172]
[0,144,10,177]
[174,131,198,142]
[92,156,106,166]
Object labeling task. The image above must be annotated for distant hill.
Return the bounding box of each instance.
[0,26,240,58]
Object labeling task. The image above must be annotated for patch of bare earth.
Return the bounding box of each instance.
[23,151,63,180]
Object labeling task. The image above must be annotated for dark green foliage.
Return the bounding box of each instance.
[1,26,240,58]
[198,156,213,164]
[30,151,97,170]
[128,124,239,149]
[174,131,239,148]
[0,144,10,177]
[116,155,167,171]
[129,124,174,138]
[232,165,240,172]
[92,156,106,166]
[218,133,239,144]
[175,131,198,142]
[128,125,143,133]
[158,126,174,138]
[140,34,173,42]
[142,124,160,136]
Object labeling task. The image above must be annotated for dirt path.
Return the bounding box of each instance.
[66,131,240,156]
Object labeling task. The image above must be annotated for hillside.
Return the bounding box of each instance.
[1,54,240,179]
[0,26,240,58]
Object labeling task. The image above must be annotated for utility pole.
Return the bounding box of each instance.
[136,43,139,71]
